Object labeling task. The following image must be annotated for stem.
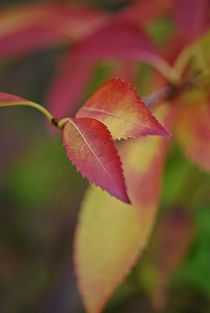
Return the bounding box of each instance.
[0,100,56,125]
[174,46,192,76]
[153,58,180,84]
[144,67,210,107]
[57,117,69,129]
[0,100,72,129]
[143,84,177,107]
[143,54,180,84]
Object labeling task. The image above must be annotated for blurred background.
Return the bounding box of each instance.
[0,1,210,313]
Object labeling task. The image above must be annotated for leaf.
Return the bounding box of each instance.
[0,91,33,106]
[74,187,142,313]
[172,0,209,40]
[175,99,210,171]
[0,4,106,57]
[152,208,194,310]
[62,117,130,203]
[74,104,171,313]
[118,0,170,26]
[190,30,210,74]
[67,21,164,67]
[76,78,169,140]
[47,61,95,119]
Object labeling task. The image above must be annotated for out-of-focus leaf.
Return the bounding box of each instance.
[68,21,164,67]
[172,0,209,40]
[0,4,106,58]
[112,61,136,84]
[77,78,169,140]
[175,99,210,171]
[152,208,194,310]
[118,0,170,26]
[190,30,210,74]
[74,104,170,313]
[62,118,130,203]
[175,207,210,296]
[47,61,95,119]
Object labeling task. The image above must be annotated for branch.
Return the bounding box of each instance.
[143,69,210,107]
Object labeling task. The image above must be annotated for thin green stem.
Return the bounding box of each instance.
[57,117,69,129]
[0,100,56,124]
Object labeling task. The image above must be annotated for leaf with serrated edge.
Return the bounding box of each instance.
[76,78,169,140]
[62,117,130,203]
[75,104,171,313]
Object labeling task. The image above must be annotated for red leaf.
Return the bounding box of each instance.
[120,104,171,209]
[119,0,170,25]
[67,21,163,66]
[152,208,194,310]
[47,61,95,119]
[62,117,130,203]
[0,91,32,105]
[77,78,169,140]
[172,0,210,40]
[0,4,106,57]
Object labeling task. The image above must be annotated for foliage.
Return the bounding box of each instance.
[0,1,210,313]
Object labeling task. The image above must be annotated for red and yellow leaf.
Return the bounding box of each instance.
[77,79,169,140]
[175,100,210,171]
[62,118,130,203]
[74,104,171,313]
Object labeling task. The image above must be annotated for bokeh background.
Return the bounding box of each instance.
[0,1,210,313]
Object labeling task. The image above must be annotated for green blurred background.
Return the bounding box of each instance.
[0,1,210,313]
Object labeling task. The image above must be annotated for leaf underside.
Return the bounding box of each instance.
[62,117,130,203]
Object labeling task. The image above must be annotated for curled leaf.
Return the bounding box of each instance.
[62,117,130,203]
[77,78,169,140]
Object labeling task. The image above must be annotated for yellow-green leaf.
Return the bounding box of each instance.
[74,104,171,313]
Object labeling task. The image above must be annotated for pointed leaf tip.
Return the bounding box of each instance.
[76,78,170,140]
[62,117,130,204]
[0,91,32,105]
